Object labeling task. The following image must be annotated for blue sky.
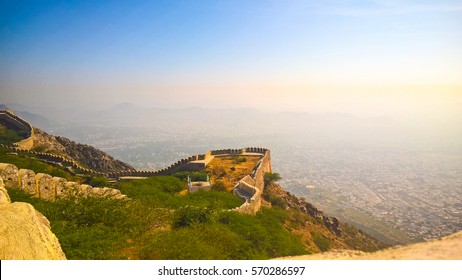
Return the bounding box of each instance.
[1,0,461,117]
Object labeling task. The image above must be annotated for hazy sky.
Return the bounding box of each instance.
[1,0,461,119]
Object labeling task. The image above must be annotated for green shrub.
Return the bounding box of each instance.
[33,146,47,153]
[140,224,250,260]
[172,207,213,229]
[264,172,281,186]
[262,187,287,209]
[270,196,287,209]
[232,156,247,164]
[217,208,308,259]
[211,181,227,192]
[173,171,208,181]
[182,190,242,210]
[312,232,331,252]
[85,176,109,187]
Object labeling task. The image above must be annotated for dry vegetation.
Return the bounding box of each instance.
[205,155,262,191]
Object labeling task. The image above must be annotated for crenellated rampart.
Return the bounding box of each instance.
[1,137,272,214]
[0,110,34,150]
[232,149,271,214]
[0,162,126,201]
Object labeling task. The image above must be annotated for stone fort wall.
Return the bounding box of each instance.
[1,148,272,215]
[0,112,272,214]
[0,162,126,201]
[233,149,271,214]
[0,110,34,150]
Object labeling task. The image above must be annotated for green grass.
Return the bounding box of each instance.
[6,174,309,260]
[311,232,331,252]
[141,208,309,260]
[6,187,166,259]
[114,176,242,210]
[0,124,26,144]
[172,171,208,181]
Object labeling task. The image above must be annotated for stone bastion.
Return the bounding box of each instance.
[0,110,34,150]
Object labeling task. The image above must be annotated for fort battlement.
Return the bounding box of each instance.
[1,115,272,214]
[0,162,126,201]
[232,149,271,214]
[0,146,272,214]
[0,110,34,150]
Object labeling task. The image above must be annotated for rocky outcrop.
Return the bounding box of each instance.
[266,183,342,236]
[0,180,66,260]
[32,128,133,173]
[55,135,133,173]
[0,178,11,204]
[0,163,18,188]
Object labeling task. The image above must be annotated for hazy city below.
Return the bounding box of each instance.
[9,102,462,245]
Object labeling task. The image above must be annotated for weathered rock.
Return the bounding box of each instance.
[0,163,18,188]
[78,184,93,197]
[35,173,54,200]
[18,169,36,194]
[1,162,127,201]
[0,201,66,260]
[63,181,80,197]
[92,187,122,198]
[265,183,342,236]
[0,177,11,204]
[52,177,67,198]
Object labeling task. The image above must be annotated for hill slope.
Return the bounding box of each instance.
[32,128,133,173]
[263,182,386,253]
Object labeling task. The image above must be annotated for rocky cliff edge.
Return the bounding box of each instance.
[0,178,66,260]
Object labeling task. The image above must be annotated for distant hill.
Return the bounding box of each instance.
[15,111,58,132]
[1,104,61,132]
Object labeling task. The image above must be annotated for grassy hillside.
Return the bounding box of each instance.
[263,183,388,253]
[2,149,385,259]
[6,173,310,259]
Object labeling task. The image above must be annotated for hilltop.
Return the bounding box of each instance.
[1,109,133,173]
[0,110,387,259]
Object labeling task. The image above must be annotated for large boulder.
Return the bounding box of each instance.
[63,181,80,197]
[52,177,67,198]
[0,187,66,259]
[35,173,54,200]
[18,169,36,195]
[78,184,93,197]
[0,177,11,204]
[92,187,126,199]
[0,163,18,188]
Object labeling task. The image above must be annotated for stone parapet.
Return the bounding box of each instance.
[0,110,34,150]
[0,162,126,201]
